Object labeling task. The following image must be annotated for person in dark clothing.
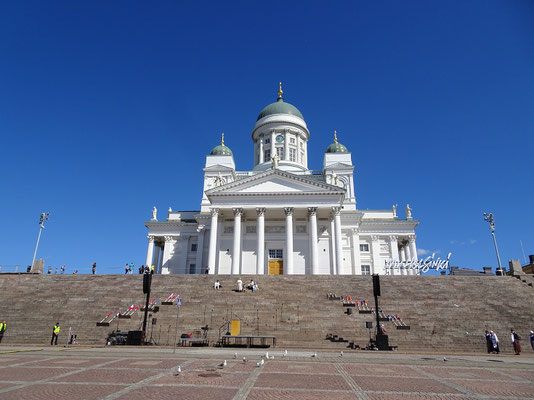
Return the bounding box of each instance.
[485,330,493,354]
[92,263,96,275]
[0,321,6,343]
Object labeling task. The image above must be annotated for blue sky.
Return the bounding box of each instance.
[1,1,533,273]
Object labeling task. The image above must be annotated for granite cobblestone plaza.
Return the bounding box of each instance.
[0,347,533,400]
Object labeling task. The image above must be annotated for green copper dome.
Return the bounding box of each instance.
[256,83,304,121]
[325,131,349,153]
[257,98,304,121]
[210,144,233,156]
[210,133,233,156]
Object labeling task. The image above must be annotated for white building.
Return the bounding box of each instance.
[145,85,419,275]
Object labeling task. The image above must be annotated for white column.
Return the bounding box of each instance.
[284,207,294,274]
[256,208,265,274]
[403,242,412,276]
[195,228,205,274]
[332,207,343,274]
[370,235,382,274]
[259,139,264,164]
[284,130,289,160]
[271,131,276,161]
[389,236,399,275]
[351,229,361,275]
[329,217,337,274]
[145,236,155,267]
[409,235,418,261]
[308,207,319,275]
[231,208,242,275]
[207,208,219,275]
[161,236,174,274]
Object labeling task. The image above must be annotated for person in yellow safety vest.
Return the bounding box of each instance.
[150,265,155,274]
[51,322,60,345]
[0,320,6,343]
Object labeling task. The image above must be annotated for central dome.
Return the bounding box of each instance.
[257,98,304,121]
[256,83,304,121]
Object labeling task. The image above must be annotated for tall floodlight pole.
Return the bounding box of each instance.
[31,212,50,271]
[483,212,503,275]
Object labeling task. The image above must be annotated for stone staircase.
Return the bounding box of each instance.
[0,274,533,353]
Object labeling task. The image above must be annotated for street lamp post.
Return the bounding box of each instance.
[483,212,504,275]
[31,212,50,271]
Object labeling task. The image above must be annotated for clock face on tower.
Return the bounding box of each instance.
[276,135,284,143]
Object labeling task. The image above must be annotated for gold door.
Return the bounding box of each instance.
[268,260,283,275]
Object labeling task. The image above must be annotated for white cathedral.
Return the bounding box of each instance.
[145,84,419,276]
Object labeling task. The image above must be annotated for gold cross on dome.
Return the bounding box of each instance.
[334,130,338,143]
[221,133,225,145]
[278,82,283,99]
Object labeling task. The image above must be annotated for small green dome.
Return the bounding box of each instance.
[325,131,349,153]
[257,98,304,121]
[210,133,233,156]
[210,144,233,156]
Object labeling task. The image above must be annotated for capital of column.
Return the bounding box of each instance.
[350,228,359,235]
[284,207,294,216]
[233,208,243,216]
[256,208,266,216]
[371,235,380,241]
[331,206,342,216]
[307,207,318,216]
[408,235,416,243]
[164,235,175,242]
[210,208,220,216]
[389,235,398,243]
[147,235,155,243]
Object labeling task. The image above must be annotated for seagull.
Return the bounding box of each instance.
[243,357,248,363]
[340,351,343,357]
[312,352,317,358]
[233,352,237,359]
[176,366,182,373]
[265,351,269,359]
[256,359,265,367]
[283,349,288,357]
[443,357,448,362]
[269,355,274,360]
[219,360,227,368]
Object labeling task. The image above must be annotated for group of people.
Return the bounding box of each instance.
[236,278,259,292]
[126,264,154,274]
[485,328,534,355]
[47,265,66,274]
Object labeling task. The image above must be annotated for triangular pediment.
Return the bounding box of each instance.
[206,169,344,196]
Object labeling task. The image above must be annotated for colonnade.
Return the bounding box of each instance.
[207,207,344,275]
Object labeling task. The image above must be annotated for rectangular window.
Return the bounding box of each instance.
[268,249,283,259]
[300,151,304,162]
[264,149,271,161]
[276,146,284,159]
[289,148,296,162]
[191,243,197,252]
[189,264,196,274]
[290,137,296,144]
[360,244,369,252]
[361,265,371,275]
[265,138,270,144]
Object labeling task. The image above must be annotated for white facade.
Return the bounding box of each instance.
[145,89,419,275]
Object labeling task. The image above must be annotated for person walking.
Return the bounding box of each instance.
[60,265,65,274]
[51,322,60,345]
[0,320,6,343]
[490,331,499,354]
[485,330,493,354]
[529,330,534,351]
[125,264,129,274]
[150,264,155,274]
[92,263,96,275]
[511,328,521,355]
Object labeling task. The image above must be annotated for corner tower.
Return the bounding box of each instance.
[251,83,310,172]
